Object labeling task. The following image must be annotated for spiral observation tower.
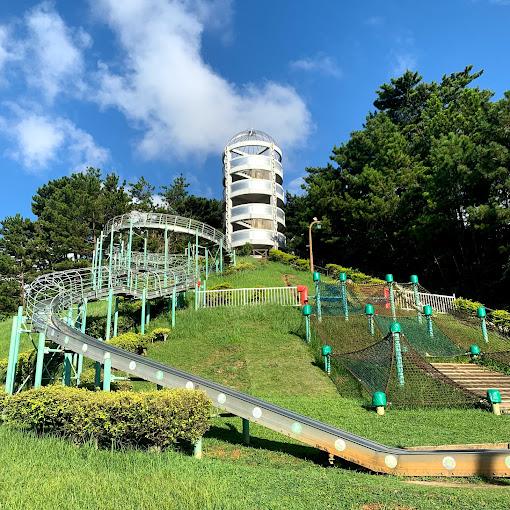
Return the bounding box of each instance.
[223,130,286,251]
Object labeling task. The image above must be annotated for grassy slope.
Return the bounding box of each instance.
[1,258,510,509]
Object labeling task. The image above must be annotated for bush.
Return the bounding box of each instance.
[325,263,384,284]
[269,249,298,265]
[224,261,256,275]
[453,297,483,316]
[77,368,133,392]
[0,386,211,450]
[209,282,233,290]
[454,297,510,335]
[236,242,253,256]
[106,333,148,354]
[147,328,172,342]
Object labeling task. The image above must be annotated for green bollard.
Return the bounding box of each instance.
[302,304,312,343]
[385,274,396,319]
[477,307,489,344]
[339,272,349,321]
[390,322,404,386]
[469,343,481,361]
[365,303,375,336]
[487,388,502,415]
[321,344,332,375]
[423,305,434,337]
[313,272,322,322]
[410,275,422,324]
[372,391,387,415]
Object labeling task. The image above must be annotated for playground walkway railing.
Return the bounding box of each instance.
[395,287,456,314]
[196,286,300,308]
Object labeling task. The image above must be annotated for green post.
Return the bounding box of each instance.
[146,300,151,327]
[313,271,322,322]
[477,307,489,343]
[63,353,72,386]
[302,304,312,343]
[339,272,348,321]
[205,248,209,279]
[423,305,434,337]
[390,322,405,386]
[103,353,111,392]
[127,220,133,289]
[187,241,191,273]
[113,297,119,337]
[97,231,104,291]
[164,228,169,287]
[94,362,101,388]
[143,232,148,270]
[242,418,250,445]
[91,239,98,288]
[108,228,114,286]
[202,280,207,306]
[321,345,332,375]
[105,288,114,341]
[365,303,375,336]
[141,287,147,335]
[193,437,203,459]
[410,275,422,324]
[34,331,46,389]
[386,274,396,319]
[5,306,23,395]
[195,230,199,277]
[219,239,223,273]
[171,286,176,327]
[233,249,237,267]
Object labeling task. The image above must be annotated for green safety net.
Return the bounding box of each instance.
[328,333,480,408]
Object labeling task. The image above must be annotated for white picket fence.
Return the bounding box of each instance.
[197,286,300,308]
[395,288,456,314]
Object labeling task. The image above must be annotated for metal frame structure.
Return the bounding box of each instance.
[224,130,286,250]
[4,211,510,477]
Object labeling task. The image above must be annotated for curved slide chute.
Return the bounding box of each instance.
[23,214,510,478]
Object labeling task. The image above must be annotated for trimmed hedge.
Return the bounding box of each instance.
[268,249,384,283]
[0,386,211,450]
[106,333,149,354]
[147,328,172,343]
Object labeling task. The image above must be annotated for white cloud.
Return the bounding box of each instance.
[287,176,306,195]
[23,2,89,101]
[93,0,311,161]
[0,107,109,171]
[289,54,342,78]
[391,52,417,76]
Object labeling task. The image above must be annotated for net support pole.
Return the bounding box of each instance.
[314,282,322,322]
[410,275,422,324]
[305,315,310,343]
[339,272,348,321]
[391,323,405,387]
[386,274,396,319]
[423,305,434,338]
[477,307,489,343]
[34,331,46,389]
[365,304,375,336]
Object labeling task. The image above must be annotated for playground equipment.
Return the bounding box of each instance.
[4,215,510,477]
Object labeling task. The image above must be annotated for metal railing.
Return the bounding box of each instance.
[197,286,300,308]
[395,287,456,314]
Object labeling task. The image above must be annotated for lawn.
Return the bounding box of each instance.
[1,258,510,509]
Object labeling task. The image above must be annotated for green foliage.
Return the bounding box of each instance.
[236,242,253,256]
[453,297,483,315]
[0,348,36,385]
[454,297,510,335]
[147,328,172,342]
[0,386,210,450]
[77,368,133,392]
[106,333,149,354]
[285,66,510,307]
[208,282,233,290]
[224,261,256,274]
[325,263,384,284]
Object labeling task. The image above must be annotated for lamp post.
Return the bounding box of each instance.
[308,217,321,273]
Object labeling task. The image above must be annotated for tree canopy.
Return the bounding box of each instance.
[286,66,510,307]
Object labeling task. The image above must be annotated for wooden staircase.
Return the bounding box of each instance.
[431,363,510,413]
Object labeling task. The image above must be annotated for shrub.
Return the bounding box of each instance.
[491,309,510,334]
[224,261,256,274]
[147,328,172,342]
[325,263,384,284]
[209,282,233,290]
[453,297,483,316]
[0,386,211,450]
[236,242,253,256]
[77,368,133,392]
[106,333,148,354]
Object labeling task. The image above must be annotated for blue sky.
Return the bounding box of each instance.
[0,0,509,219]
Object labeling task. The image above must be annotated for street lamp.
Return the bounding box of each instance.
[308,217,321,273]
